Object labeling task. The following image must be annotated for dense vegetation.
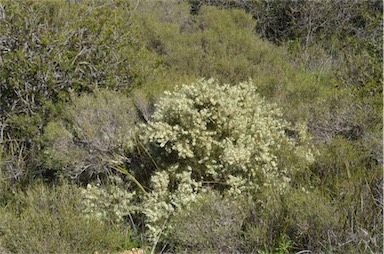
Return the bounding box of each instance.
[0,0,382,253]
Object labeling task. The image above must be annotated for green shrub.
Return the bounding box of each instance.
[0,0,161,182]
[0,181,135,254]
[165,186,339,253]
[308,92,381,142]
[0,0,156,118]
[243,189,284,252]
[243,188,339,252]
[250,0,382,97]
[313,136,382,252]
[169,191,247,253]
[134,1,334,128]
[42,89,138,180]
[307,89,382,253]
[134,2,296,86]
[283,189,339,251]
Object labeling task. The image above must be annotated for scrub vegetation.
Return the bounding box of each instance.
[0,0,382,253]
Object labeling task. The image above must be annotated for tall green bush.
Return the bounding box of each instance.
[0,0,156,119]
[0,0,160,182]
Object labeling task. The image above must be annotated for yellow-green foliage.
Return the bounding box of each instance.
[166,186,339,253]
[243,187,339,252]
[132,1,328,126]
[306,91,382,251]
[42,89,137,179]
[315,136,382,245]
[0,182,134,254]
[133,1,295,86]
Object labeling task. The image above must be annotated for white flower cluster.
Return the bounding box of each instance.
[138,79,316,242]
[140,79,315,193]
[80,175,136,224]
[143,166,201,242]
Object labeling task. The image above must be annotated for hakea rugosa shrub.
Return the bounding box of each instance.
[138,79,316,241]
[139,78,315,195]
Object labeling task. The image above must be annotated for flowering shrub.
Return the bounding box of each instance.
[138,78,316,242]
[139,79,315,194]
[142,166,201,242]
[81,175,136,224]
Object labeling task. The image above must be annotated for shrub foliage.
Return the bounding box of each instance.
[0,181,134,254]
[42,89,138,180]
